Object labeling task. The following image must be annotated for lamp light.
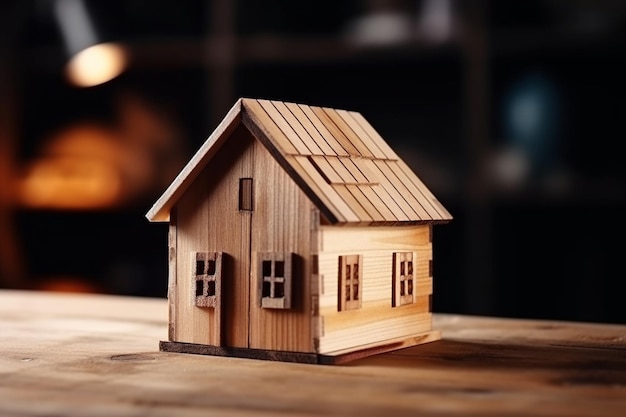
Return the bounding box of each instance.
[53,0,127,87]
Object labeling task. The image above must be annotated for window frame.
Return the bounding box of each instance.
[338,254,363,311]
[193,252,222,308]
[392,251,416,307]
[258,252,293,309]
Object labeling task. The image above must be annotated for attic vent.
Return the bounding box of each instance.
[239,178,253,211]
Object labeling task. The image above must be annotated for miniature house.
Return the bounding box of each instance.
[146,98,452,364]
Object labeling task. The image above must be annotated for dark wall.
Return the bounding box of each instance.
[3,0,626,324]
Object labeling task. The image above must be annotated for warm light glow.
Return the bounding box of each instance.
[17,124,124,210]
[66,42,127,87]
[18,157,121,210]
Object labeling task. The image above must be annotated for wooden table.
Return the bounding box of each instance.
[1,289,625,416]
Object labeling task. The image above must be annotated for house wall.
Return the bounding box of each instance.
[316,225,433,354]
[248,137,315,353]
[171,126,316,352]
[173,125,255,347]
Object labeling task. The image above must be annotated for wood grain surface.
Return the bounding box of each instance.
[1,289,625,417]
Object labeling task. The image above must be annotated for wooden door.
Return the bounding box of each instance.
[246,139,313,353]
[218,128,254,348]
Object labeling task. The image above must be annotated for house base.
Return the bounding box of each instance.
[159,330,441,365]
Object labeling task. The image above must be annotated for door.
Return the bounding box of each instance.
[181,125,255,348]
[217,128,255,348]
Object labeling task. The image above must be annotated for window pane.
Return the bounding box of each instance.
[274,281,285,298]
[207,260,216,276]
[196,260,205,276]
[275,261,284,278]
[196,280,204,296]
[259,252,293,309]
[207,280,216,296]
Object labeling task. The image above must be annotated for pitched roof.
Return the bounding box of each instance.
[146,98,452,225]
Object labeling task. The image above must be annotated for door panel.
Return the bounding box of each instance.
[247,139,313,352]
[202,126,254,348]
[215,126,254,348]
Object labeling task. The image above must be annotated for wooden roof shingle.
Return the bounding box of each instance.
[146,98,452,225]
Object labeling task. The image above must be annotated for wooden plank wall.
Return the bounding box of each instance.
[174,126,254,347]
[173,127,316,353]
[248,138,315,353]
[167,208,177,341]
[317,225,433,354]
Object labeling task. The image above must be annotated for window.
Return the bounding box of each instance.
[239,178,253,211]
[258,252,292,309]
[194,252,222,307]
[338,255,362,311]
[393,252,415,307]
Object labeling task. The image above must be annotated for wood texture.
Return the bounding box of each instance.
[175,165,214,345]
[299,104,350,156]
[147,97,452,225]
[174,125,255,347]
[318,225,433,354]
[311,106,362,157]
[2,289,626,417]
[323,107,375,158]
[160,340,321,364]
[247,98,452,224]
[145,96,455,362]
[167,209,177,341]
[335,109,388,159]
[173,126,316,353]
[160,329,440,365]
[248,139,313,352]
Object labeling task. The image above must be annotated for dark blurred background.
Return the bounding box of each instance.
[1,0,625,324]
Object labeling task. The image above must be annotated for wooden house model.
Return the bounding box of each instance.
[146,98,452,364]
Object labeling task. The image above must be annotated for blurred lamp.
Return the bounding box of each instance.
[53,0,127,87]
[417,0,455,43]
